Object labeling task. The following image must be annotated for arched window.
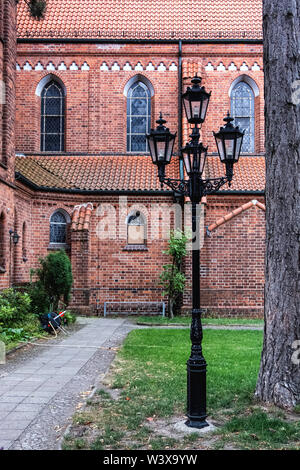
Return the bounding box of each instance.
[41,80,65,152]
[127,81,151,152]
[231,81,255,153]
[127,211,146,245]
[50,211,68,244]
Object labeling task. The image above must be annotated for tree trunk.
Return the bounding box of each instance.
[255,0,300,409]
[168,297,175,319]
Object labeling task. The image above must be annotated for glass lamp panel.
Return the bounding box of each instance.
[156,140,166,162]
[165,138,173,163]
[191,100,201,120]
[235,135,243,161]
[225,139,234,160]
[216,137,225,162]
[199,149,207,174]
[148,137,157,163]
[200,98,209,121]
[183,152,191,174]
[183,97,192,121]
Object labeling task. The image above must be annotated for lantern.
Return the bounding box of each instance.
[182,75,211,124]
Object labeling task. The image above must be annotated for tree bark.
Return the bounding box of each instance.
[255,0,300,409]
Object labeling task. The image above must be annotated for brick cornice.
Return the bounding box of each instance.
[207,199,266,235]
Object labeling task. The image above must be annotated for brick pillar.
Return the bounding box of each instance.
[69,229,92,315]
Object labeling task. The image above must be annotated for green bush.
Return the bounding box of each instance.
[0,289,44,347]
[26,281,50,315]
[160,230,188,318]
[0,327,31,344]
[31,250,73,312]
[63,311,76,325]
[0,289,32,328]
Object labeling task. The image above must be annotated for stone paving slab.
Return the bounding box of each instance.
[0,318,126,450]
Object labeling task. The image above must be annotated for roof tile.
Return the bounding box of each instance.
[17,0,262,40]
[15,155,180,192]
[15,154,265,193]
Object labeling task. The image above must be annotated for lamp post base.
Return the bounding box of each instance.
[185,418,209,429]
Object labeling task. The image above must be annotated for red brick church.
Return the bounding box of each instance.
[0,0,265,316]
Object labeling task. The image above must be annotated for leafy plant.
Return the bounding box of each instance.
[160,230,188,318]
[0,327,31,343]
[31,250,73,312]
[26,279,50,315]
[0,289,32,328]
[62,311,76,325]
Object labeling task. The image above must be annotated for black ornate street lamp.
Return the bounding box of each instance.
[147,76,244,429]
[182,75,211,124]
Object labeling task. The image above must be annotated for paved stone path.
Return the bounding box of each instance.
[0,317,128,450]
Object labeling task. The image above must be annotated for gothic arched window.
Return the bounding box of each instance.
[50,210,68,244]
[231,81,255,153]
[41,80,65,152]
[127,81,151,152]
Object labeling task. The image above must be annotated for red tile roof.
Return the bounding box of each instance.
[17,0,262,40]
[15,154,265,193]
[71,203,93,231]
[206,156,265,192]
[15,155,180,192]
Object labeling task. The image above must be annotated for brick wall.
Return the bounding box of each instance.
[13,187,176,315]
[0,0,16,289]
[4,39,266,316]
[11,185,265,317]
[15,42,264,155]
[199,195,265,317]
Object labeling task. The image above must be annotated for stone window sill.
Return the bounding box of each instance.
[47,243,69,251]
[123,245,148,251]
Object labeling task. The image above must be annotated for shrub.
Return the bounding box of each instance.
[26,281,50,315]
[63,311,77,325]
[28,0,47,19]
[160,230,188,318]
[0,289,32,328]
[31,250,73,312]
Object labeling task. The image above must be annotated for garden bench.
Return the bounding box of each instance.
[103,301,165,317]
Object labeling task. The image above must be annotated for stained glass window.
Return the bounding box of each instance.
[50,211,67,244]
[41,81,65,152]
[127,82,151,152]
[231,82,255,153]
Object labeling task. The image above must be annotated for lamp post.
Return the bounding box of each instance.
[146,75,244,429]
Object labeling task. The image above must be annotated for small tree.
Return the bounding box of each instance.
[32,250,73,312]
[24,0,47,19]
[160,230,188,318]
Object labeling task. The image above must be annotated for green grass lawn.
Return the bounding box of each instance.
[63,328,300,451]
[135,315,264,327]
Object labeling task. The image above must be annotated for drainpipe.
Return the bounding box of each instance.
[178,40,184,181]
